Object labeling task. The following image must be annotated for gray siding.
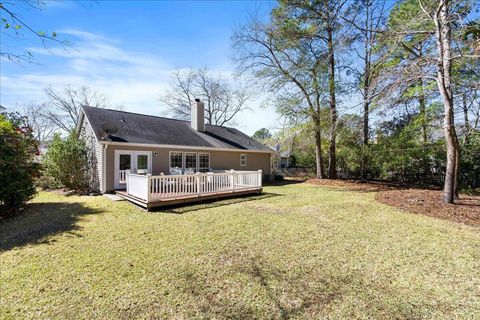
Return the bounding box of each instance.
[80,117,103,192]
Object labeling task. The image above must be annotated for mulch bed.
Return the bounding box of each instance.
[308,179,480,227]
[307,178,401,192]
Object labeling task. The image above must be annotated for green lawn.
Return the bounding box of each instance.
[1,183,479,319]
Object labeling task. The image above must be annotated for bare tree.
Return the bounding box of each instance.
[233,15,328,178]
[0,0,69,62]
[373,0,477,203]
[411,0,469,203]
[430,0,458,203]
[459,88,480,145]
[344,0,387,180]
[44,85,106,132]
[276,0,349,179]
[17,104,57,143]
[160,68,252,126]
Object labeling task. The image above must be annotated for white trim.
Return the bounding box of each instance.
[102,144,107,193]
[77,108,96,139]
[114,150,152,189]
[75,110,85,137]
[169,151,184,172]
[98,141,274,154]
[240,154,247,167]
[198,152,210,172]
[185,152,197,171]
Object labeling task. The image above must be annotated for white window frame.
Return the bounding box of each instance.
[169,151,183,170]
[185,152,197,172]
[240,154,247,167]
[198,152,210,172]
[114,150,152,189]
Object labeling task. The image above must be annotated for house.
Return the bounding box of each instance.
[76,100,274,208]
[279,151,290,169]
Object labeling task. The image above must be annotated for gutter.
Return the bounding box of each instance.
[97,141,275,154]
[101,142,110,193]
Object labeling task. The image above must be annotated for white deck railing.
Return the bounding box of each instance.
[126,170,263,202]
[118,169,130,184]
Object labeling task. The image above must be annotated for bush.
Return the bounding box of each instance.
[35,173,63,190]
[0,113,41,216]
[460,131,480,190]
[43,133,91,193]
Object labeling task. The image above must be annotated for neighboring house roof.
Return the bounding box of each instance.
[80,106,273,153]
[280,151,290,158]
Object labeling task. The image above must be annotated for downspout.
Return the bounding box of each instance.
[102,143,109,193]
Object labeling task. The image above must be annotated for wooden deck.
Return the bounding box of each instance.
[115,187,262,210]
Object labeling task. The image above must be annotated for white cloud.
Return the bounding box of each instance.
[3,29,173,115]
[1,29,278,135]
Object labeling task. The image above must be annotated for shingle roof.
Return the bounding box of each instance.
[82,106,273,152]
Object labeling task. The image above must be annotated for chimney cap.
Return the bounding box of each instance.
[195,98,200,102]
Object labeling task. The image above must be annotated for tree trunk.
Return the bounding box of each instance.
[327,23,337,179]
[314,114,324,179]
[433,0,459,204]
[361,98,369,181]
[361,0,373,181]
[418,78,428,144]
[462,94,471,145]
[361,50,370,181]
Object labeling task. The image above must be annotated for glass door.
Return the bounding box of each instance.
[116,152,133,189]
[136,154,148,174]
[114,150,152,189]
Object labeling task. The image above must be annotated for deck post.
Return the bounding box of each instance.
[196,172,201,196]
[258,170,262,187]
[126,172,130,194]
[146,174,152,202]
[230,169,235,191]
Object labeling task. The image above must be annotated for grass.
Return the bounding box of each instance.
[1,182,480,319]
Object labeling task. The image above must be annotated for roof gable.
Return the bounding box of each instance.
[81,106,273,152]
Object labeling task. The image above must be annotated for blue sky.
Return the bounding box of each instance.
[0,0,277,135]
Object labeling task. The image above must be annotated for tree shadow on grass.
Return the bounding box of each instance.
[308,179,413,193]
[176,255,348,319]
[0,202,103,252]
[264,179,306,187]
[177,254,439,320]
[154,192,282,214]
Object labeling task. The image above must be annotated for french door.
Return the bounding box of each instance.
[114,150,152,189]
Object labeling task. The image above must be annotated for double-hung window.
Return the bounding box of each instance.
[240,154,247,167]
[198,153,210,172]
[185,152,197,173]
[169,151,183,170]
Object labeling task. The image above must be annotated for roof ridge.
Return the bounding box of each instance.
[81,105,232,129]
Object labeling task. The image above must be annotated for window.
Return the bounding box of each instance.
[185,152,197,172]
[198,153,210,172]
[137,155,148,171]
[169,151,183,169]
[240,154,247,167]
[119,154,131,171]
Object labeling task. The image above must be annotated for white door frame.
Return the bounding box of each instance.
[114,150,152,189]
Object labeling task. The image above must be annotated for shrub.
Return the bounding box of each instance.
[0,113,41,216]
[43,133,91,193]
[35,173,63,190]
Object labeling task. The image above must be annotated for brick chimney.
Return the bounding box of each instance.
[191,99,205,132]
